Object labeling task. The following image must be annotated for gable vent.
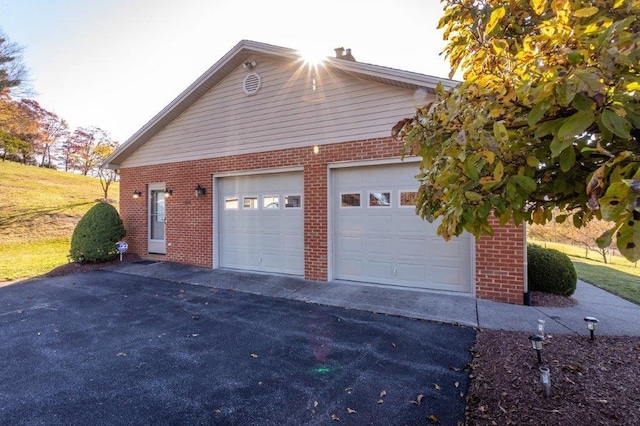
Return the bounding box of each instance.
[243,73,262,96]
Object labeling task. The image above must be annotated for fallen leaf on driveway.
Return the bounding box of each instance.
[433,383,441,391]
[250,353,258,358]
[411,394,424,405]
[346,408,357,414]
[331,413,340,421]
[313,401,318,407]
[379,390,387,398]
[192,315,199,320]
[116,352,126,357]
[428,414,440,424]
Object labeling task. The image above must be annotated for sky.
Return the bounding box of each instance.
[1,0,452,143]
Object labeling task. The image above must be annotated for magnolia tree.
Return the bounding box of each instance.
[394,0,640,261]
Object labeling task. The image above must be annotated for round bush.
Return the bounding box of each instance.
[527,244,577,296]
[69,202,126,264]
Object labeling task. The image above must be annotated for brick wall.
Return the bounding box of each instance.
[475,217,526,304]
[119,137,526,304]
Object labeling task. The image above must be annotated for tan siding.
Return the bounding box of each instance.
[121,55,433,168]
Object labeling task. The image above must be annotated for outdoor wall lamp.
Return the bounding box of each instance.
[194,184,206,198]
[584,316,600,340]
[164,189,173,198]
[313,145,320,154]
[529,334,544,364]
[132,190,142,199]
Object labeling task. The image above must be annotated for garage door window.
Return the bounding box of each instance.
[369,191,391,207]
[285,195,302,208]
[400,191,418,207]
[263,195,279,209]
[225,197,239,209]
[243,196,258,209]
[341,193,361,208]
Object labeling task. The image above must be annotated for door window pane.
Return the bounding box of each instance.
[150,190,165,240]
[369,191,391,207]
[400,191,418,207]
[243,196,258,209]
[285,195,301,208]
[263,195,279,209]
[225,197,239,209]
[341,193,361,207]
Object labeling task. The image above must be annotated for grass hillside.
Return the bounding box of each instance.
[0,161,119,281]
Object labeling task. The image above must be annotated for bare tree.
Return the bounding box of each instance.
[0,29,31,97]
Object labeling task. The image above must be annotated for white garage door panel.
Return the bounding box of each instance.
[219,172,304,276]
[333,163,472,292]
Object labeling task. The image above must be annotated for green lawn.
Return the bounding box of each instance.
[529,239,640,306]
[0,238,71,281]
[0,161,119,282]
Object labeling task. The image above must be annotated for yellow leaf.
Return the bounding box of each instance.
[491,38,508,54]
[488,107,505,118]
[626,82,640,92]
[428,414,440,424]
[574,6,598,17]
[493,161,505,182]
[484,6,506,37]
[530,0,547,15]
[533,206,545,224]
[493,122,508,143]
[484,151,496,164]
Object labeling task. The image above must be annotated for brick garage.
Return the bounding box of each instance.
[108,40,526,304]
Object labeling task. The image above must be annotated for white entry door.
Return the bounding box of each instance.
[218,172,304,275]
[332,163,472,292]
[148,184,166,254]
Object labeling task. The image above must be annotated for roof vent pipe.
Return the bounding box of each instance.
[334,47,345,58]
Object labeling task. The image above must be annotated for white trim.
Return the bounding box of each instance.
[328,156,421,170]
[214,166,304,179]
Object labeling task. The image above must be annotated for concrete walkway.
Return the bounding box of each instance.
[107,261,640,337]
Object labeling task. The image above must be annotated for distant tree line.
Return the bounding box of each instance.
[0,29,119,197]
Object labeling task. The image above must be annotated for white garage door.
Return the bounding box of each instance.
[218,172,304,275]
[333,163,472,292]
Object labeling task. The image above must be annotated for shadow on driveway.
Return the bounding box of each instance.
[0,270,475,425]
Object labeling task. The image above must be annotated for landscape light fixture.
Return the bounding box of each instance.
[584,316,600,340]
[164,189,173,198]
[529,334,544,364]
[132,190,142,199]
[539,366,551,398]
[194,184,206,198]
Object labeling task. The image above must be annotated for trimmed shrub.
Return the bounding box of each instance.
[69,202,126,264]
[527,244,577,296]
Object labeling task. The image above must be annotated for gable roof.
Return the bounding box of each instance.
[105,39,457,169]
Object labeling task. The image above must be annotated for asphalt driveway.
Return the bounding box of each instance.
[0,270,475,425]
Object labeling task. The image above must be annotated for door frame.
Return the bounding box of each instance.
[148,183,167,255]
